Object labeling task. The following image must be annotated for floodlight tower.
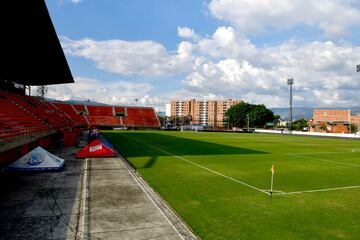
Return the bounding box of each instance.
[247,114,250,130]
[287,78,294,133]
[357,65,360,133]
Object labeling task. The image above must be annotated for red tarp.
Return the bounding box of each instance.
[76,139,116,158]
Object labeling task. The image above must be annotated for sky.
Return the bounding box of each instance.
[43,0,360,111]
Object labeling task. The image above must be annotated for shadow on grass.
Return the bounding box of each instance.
[105,132,268,169]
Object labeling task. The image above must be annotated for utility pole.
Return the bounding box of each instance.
[287,78,294,133]
[357,65,360,134]
[247,114,249,130]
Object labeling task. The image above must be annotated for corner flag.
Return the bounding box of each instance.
[271,164,275,174]
[270,164,275,196]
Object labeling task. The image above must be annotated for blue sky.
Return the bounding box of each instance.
[44,0,360,110]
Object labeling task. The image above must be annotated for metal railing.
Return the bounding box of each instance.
[0,127,48,139]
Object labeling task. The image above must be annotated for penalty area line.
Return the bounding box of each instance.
[125,135,270,196]
[273,185,360,196]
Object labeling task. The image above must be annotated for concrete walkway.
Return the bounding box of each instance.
[0,145,82,240]
[0,131,196,239]
[81,157,186,240]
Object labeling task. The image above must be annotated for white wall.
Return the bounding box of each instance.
[165,103,171,117]
[255,129,360,138]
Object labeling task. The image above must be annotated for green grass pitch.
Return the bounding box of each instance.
[103,130,360,240]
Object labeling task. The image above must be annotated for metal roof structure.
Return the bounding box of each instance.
[0,0,74,86]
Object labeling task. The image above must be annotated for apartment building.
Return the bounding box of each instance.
[169,99,242,127]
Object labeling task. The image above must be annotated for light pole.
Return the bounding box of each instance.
[287,78,294,133]
[225,116,229,130]
[246,114,249,130]
[357,65,360,134]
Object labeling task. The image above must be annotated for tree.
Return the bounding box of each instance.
[224,102,275,128]
[274,114,281,127]
[292,118,308,131]
[168,116,188,127]
[157,116,166,126]
[350,124,357,133]
[250,104,275,127]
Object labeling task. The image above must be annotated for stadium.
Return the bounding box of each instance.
[0,1,360,240]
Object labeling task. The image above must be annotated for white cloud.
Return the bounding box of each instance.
[70,0,83,4]
[57,0,83,4]
[177,27,198,40]
[59,22,360,109]
[208,0,360,37]
[184,35,360,107]
[61,37,194,76]
[197,26,256,59]
[38,77,154,105]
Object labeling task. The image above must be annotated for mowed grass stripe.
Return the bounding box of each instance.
[125,134,271,196]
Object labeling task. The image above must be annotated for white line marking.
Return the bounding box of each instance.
[262,189,286,194]
[114,159,186,240]
[128,139,140,147]
[286,153,360,168]
[288,151,359,155]
[126,135,270,196]
[273,185,360,196]
[76,158,88,240]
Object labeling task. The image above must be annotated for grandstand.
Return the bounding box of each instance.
[1,95,160,164]
[0,92,160,166]
[0,1,159,167]
[52,102,160,129]
[0,1,76,167]
[54,103,88,126]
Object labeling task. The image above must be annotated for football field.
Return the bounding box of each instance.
[103,131,360,240]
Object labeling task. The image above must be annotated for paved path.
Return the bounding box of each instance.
[0,146,82,240]
[0,130,196,240]
[82,157,185,240]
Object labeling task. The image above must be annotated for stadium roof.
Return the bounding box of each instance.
[0,1,74,86]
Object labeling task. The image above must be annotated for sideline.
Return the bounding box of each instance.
[273,185,360,196]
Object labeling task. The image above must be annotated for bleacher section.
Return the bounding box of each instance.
[52,103,160,128]
[123,107,160,127]
[73,104,87,113]
[86,116,121,127]
[0,91,74,139]
[1,93,160,142]
[0,93,48,139]
[53,103,87,126]
[87,106,113,116]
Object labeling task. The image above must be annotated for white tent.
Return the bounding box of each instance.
[8,146,64,172]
